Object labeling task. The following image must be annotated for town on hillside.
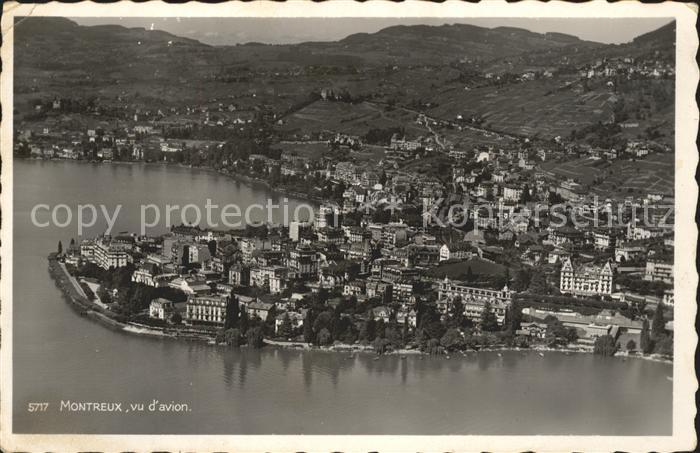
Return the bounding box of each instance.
[53,180,674,356]
[21,18,675,358]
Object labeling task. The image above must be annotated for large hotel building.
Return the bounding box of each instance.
[185,295,232,326]
[559,257,613,296]
[437,278,513,324]
[80,236,131,269]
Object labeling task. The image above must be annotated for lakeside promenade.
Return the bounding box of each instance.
[48,253,672,364]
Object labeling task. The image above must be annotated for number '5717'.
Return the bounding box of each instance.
[27,402,49,412]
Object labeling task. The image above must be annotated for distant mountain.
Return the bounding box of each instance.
[14,16,210,74]
[13,17,604,94]
[14,17,215,94]
[632,21,675,47]
[15,17,671,75]
[15,16,207,47]
[317,23,599,63]
[12,17,675,123]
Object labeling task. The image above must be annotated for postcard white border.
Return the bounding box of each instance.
[1,1,697,451]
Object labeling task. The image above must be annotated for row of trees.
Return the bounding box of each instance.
[214,296,271,349]
[639,302,672,356]
[278,289,530,353]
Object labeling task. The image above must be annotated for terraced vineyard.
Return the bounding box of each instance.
[540,152,674,198]
[429,78,617,138]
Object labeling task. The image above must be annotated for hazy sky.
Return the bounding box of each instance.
[71,17,673,46]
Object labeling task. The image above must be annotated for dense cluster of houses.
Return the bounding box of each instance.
[29,46,674,351]
[64,166,673,346]
[44,94,674,349]
[66,214,522,336]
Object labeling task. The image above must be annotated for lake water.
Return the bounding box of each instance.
[12,160,673,435]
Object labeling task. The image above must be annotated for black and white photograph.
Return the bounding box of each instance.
[0,1,697,451]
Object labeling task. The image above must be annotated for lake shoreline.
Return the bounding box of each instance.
[261,337,673,364]
[22,156,326,206]
[36,159,673,366]
[47,255,672,365]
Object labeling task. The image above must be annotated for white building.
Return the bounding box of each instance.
[149,298,174,320]
[289,221,312,242]
[437,278,512,324]
[80,236,131,269]
[645,259,673,284]
[439,242,481,262]
[560,257,613,296]
[185,295,231,326]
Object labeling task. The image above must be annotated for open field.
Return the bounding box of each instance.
[540,157,609,185]
[441,125,519,150]
[348,145,386,165]
[540,152,674,197]
[278,100,428,138]
[425,257,510,280]
[399,154,453,180]
[594,153,674,197]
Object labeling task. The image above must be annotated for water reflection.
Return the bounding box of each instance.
[212,347,541,389]
[401,357,408,384]
[302,351,313,392]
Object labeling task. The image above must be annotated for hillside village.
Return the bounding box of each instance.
[22,18,675,358]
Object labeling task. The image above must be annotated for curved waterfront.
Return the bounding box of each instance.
[13,160,672,434]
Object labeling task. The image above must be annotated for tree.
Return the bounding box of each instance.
[543,315,577,344]
[640,319,653,354]
[448,298,465,328]
[171,312,182,325]
[465,266,475,282]
[246,326,264,348]
[97,285,112,304]
[384,323,402,348]
[651,302,666,338]
[224,296,239,330]
[528,270,548,294]
[341,323,358,344]
[513,268,532,292]
[401,318,410,342]
[317,327,332,346]
[70,238,76,248]
[375,319,386,339]
[653,334,673,357]
[224,328,241,346]
[313,310,332,335]
[626,339,637,352]
[328,306,342,336]
[503,267,511,287]
[480,302,499,332]
[420,305,445,340]
[379,170,387,186]
[359,316,377,342]
[373,336,390,354]
[303,311,315,343]
[440,328,465,351]
[278,313,293,338]
[207,239,217,257]
[57,241,63,255]
[519,184,532,203]
[507,300,523,333]
[426,338,441,355]
[593,335,618,356]
[239,310,250,335]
